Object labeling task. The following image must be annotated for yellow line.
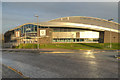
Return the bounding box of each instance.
[2,64,29,78]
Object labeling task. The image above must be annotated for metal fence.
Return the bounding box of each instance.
[3,42,20,48]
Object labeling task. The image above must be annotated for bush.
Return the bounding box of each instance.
[18,44,38,49]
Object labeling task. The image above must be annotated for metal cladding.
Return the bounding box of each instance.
[7,16,119,33]
[3,16,120,46]
[48,16,119,32]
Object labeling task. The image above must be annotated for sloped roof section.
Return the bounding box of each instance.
[48,16,119,30]
[6,16,120,33]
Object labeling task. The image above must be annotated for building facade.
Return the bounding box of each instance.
[4,16,120,46]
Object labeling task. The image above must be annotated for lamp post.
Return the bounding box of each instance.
[34,15,39,49]
[108,18,114,48]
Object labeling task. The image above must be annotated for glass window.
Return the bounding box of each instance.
[64,29,67,32]
[77,39,79,42]
[80,39,84,42]
[35,26,37,31]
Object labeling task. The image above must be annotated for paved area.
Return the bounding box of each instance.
[2,50,118,78]
[2,64,23,78]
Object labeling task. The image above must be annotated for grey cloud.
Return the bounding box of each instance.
[2,2,118,33]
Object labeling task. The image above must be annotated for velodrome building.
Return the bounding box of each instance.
[4,16,120,45]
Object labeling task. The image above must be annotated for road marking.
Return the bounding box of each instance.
[2,64,29,78]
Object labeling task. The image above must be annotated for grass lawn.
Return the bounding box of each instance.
[16,43,120,50]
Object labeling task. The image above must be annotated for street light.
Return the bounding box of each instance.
[108,18,114,48]
[34,15,39,49]
[108,18,114,21]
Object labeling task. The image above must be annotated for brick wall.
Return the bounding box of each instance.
[99,31,104,43]
[104,31,119,43]
[37,28,53,44]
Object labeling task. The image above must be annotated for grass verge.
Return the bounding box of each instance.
[15,43,120,50]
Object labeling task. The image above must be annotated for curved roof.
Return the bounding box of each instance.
[6,16,120,33]
[48,16,119,30]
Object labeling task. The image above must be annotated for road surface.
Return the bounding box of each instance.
[2,64,23,78]
[2,49,118,78]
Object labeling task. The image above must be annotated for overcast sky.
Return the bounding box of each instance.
[2,2,118,33]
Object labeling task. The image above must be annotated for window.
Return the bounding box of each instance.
[77,39,79,42]
[35,25,37,31]
[80,39,84,42]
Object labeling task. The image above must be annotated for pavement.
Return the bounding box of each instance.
[2,64,24,78]
[1,49,119,78]
[1,48,119,53]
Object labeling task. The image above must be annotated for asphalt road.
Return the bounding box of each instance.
[2,50,118,78]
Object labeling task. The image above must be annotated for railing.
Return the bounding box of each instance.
[3,42,20,48]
